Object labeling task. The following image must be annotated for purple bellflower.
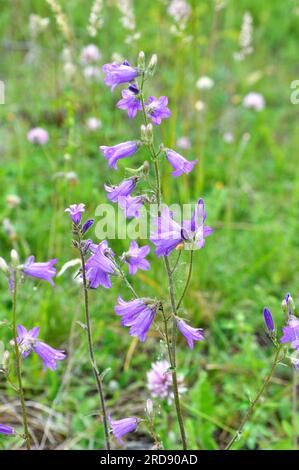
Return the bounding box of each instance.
[176,318,204,349]
[145,96,171,125]
[22,256,57,287]
[150,207,183,258]
[117,86,142,118]
[118,195,145,219]
[123,241,150,275]
[165,149,197,177]
[263,308,275,332]
[11,325,66,371]
[65,203,85,224]
[85,240,116,289]
[115,297,157,342]
[0,424,15,436]
[109,416,139,445]
[280,315,299,350]
[102,61,139,91]
[100,141,139,170]
[104,177,138,202]
[82,219,94,234]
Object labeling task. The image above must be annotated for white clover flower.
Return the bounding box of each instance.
[196,76,214,90]
[243,92,265,111]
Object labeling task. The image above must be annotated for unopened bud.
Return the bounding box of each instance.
[146,123,153,141]
[10,250,19,266]
[143,161,150,175]
[2,351,9,371]
[0,257,9,276]
[147,54,158,76]
[146,399,153,417]
[140,124,147,141]
[138,51,145,69]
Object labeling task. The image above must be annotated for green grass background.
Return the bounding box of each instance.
[0,0,299,450]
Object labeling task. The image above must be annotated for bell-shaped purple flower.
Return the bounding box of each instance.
[65,203,85,224]
[22,256,57,287]
[0,424,15,435]
[11,324,66,371]
[109,416,139,445]
[85,240,116,289]
[117,87,142,118]
[165,149,197,177]
[176,318,204,349]
[263,308,275,332]
[100,141,139,170]
[123,241,150,275]
[102,61,139,91]
[104,177,137,203]
[280,315,299,350]
[145,96,171,125]
[115,297,157,342]
[183,198,213,249]
[150,207,183,257]
[118,195,145,219]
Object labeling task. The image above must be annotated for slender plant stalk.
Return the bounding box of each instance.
[11,271,31,450]
[139,85,188,450]
[177,249,194,310]
[78,246,111,450]
[292,368,298,448]
[226,344,284,450]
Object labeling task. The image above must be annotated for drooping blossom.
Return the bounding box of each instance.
[27,127,49,145]
[86,117,102,131]
[147,360,186,403]
[115,297,157,342]
[145,96,171,125]
[118,195,145,219]
[176,318,204,349]
[263,308,275,333]
[196,76,214,90]
[85,240,116,289]
[165,148,197,177]
[0,424,15,436]
[109,416,139,445]
[117,86,142,119]
[122,241,150,275]
[100,141,139,170]
[243,92,265,111]
[280,315,299,350]
[150,199,213,257]
[104,177,137,202]
[11,325,66,371]
[150,206,183,257]
[22,256,57,287]
[102,61,139,91]
[80,44,101,64]
[65,203,85,224]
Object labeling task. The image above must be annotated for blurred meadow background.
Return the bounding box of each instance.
[1,0,299,450]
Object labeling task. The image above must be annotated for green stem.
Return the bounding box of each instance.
[140,80,188,450]
[12,271,31,450]
[79,246,111,450]
[226,344,284,450]
[176,249,194,310]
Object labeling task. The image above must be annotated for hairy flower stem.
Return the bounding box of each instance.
[177,249,194,310]
[11,272,31,450]
[226,344,284,450]
[140,85,188,450]
[78,245,110,450]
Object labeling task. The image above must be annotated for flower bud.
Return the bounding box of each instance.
[138,51,145,69]
[147,54,158,76]
[143,161,150,176]
[146,399,153,417]
[0,257,9,276]
[2,351,10,372]
[263,308,275,333]
[140,124,147,141]
[82,219,94,234]
[146,123,153,141]
[10,249,19,266]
